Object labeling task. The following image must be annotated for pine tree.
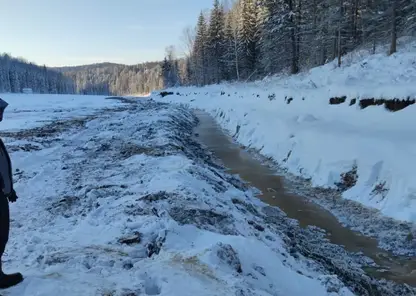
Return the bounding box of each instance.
[192,12,209,85]
[223,10,240,80]
[207,0,226,84]
[238,0,260,79]
[259,0,281,74]
[9,67,20,93]
[161,57,172,87]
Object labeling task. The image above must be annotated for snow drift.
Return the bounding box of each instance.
[155,38,416,223]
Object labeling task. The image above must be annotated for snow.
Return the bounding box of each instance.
[155,37,416,223]
[0,94,120,131]
[0,94,357,295]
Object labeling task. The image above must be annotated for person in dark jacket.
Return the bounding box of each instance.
[0,98,23,289]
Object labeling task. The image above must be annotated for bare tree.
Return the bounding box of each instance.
[180,26,196,57]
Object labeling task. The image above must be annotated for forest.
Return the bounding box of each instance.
[56,62,164,95]
[163,0,415,87]
[0,54,75,94]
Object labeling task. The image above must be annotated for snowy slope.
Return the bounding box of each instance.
[155,38,416,223]
[0,94,120,131]
[0,94,367,296]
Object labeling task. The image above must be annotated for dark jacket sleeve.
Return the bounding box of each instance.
[0,138,13,196]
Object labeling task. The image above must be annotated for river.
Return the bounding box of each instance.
[194,110,416,287]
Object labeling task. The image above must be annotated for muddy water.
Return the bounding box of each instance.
[194,110,416,286]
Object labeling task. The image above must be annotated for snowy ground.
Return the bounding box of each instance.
[0,94,121,131]
[0,94,412,295]
[154,38,416,226]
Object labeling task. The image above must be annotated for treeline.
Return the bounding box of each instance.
[0,54,75,94]
[58,62,164,95]
[2,0,414,95]
[0,55,165,96]
[162,0,416,86]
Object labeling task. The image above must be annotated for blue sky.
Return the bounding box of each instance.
[0,0,213,66]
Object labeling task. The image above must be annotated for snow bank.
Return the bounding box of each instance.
[155,38,416,223]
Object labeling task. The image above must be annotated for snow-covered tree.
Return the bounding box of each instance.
[238,0,261,79]
[223,9,241,80]
[192,12,209,85]
[207,0,227,83]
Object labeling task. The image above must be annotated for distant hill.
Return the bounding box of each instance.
[0,53,75,94]
[54,61,164,95]
[54,62,125,72]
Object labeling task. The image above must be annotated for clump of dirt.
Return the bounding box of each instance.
[140,191,179,203]
[329,96,347,105]
[359,97,415,112]
[0,116,97,141]
[169,207,237,235]
[231,198,259,216]
[105,97,136,104]
[7,143,42,152]
[119,143,182,159]
[47,196,82,218]
[336,164,358,191]
[215,243,242,273]
[159,91,174,98]
[147,230,167,258]
[118,232,142,245]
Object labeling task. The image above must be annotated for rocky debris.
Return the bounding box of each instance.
[359,97,415,112]
[329,96,347,105]
[47,196,82,218]
[214,243,243,274]
[247,220,265,232]
[147,231,167,258]
[231,198,260,216]
[105,96,136,104]
[139,191,175,202]
[124,204,155,217]
[118,232,142,245]
[7,143,42,152]
[261,205,416,295]
[118,289,140,296]
[159,91,174,98]
[169,207,237,235]
[119,143,182,159]
[187,167,228,193]
[0,116,97,141]
[336,163,358,192]
[234,288,256,296]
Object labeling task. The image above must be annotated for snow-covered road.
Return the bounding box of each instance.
[0,95,413,295]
